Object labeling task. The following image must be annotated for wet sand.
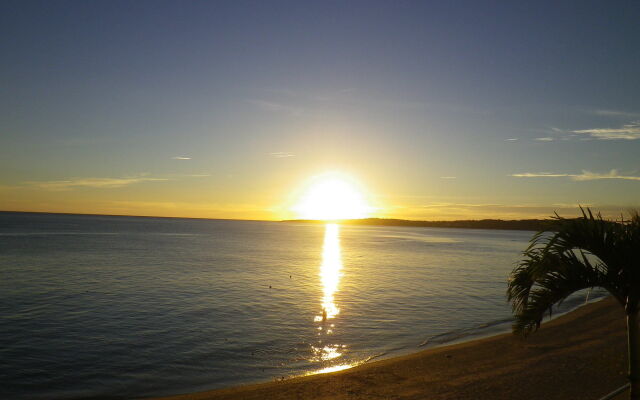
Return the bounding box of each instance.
[152,297,628,400]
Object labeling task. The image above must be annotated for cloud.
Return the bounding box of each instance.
[505,138,518,141]
[416,202,503,209]
[269,152,295,158]
[592,109,640,118]
[105,200,268,219]
[571,122,640,140]
[0,184,20,193]
[571,170,640,181]
[389,201,635,221]
[535,137,555,141]
[248,99,305,116]
[172,156,192,160]
[511,169,640,181]
[166,173,211,178]
[25,176,168,191]
[551,202,594,208]
[262,87,356,102]
[511,172,572,178]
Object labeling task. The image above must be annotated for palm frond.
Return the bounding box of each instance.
[509,250,610,335]
[507,208,640,396]
[541,209,625,275]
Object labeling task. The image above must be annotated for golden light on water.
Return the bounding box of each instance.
[292,172,373,220]
[308,364,352,375]
[308,223,358,375]
[315,223,342,321]
[311,344,344,361]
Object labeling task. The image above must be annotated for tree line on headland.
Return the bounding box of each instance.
[282,218,555,231]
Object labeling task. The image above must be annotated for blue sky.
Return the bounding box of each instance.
[1,1,639,219]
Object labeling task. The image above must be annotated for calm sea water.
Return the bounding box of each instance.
[0,212,599,399]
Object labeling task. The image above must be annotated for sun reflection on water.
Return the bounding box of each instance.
[309,223,356,374]
[315,223,342,321]
[311,344,343,361]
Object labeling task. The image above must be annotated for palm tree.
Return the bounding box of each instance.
[507,208,640,399]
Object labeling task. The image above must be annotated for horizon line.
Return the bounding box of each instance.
[0,209,559,223]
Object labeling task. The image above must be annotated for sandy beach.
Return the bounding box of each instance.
[152,297,628,400]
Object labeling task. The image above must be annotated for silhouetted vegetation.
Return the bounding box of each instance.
[508,208,640,399]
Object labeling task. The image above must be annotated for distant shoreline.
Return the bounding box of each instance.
[1,210,552,231]
[283,217,552,231]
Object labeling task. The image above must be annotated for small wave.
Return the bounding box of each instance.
[362,352,387,363]
[419,317,513,347]
[419,291,608,348]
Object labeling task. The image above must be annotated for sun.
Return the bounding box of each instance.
[292,173,373,220]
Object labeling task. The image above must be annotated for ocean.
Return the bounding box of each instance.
[0,212,600,399]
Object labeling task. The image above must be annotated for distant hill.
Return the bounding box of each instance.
[282,217,555,231]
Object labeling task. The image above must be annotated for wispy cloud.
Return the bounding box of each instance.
[416,202,503,209]
[269,152,295,158]
[413,202,592,211]
[389,201,633,221]
[248,99,305,116]
[551,202,594,208]
[571,170,640,181]
[571,122,640,140]
[25,176,168,191]
[511,169,640,181]
[106,200,267,219]
[592,109,640,118]
[172,156,192,160]
[262,87,356,102]
[511,172,572,178]
[166,173,211,178]
[505,138,518,141]
[534,137,555,142]
[251,88,489,117]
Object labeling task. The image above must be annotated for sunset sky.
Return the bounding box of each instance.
[1,1,639,220]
